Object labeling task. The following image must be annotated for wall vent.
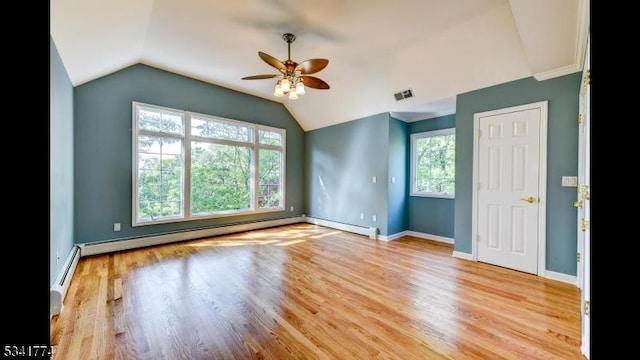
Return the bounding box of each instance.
[393,88,414,101]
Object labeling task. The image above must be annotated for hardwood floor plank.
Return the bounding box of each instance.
[51,224,585,359]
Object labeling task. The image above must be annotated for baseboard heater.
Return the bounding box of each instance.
[79,216,306,257]
[50,245,81,317]
[78,215,379,258]
[305,216,378,239]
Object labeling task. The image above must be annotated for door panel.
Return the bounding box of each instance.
[475,105,544,275]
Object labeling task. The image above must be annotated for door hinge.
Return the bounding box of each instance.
[476,234,480,242]
[583,69,590,88]
[578,184,590,200]
[586,69,590,85]
[477,129,481,137]
[578,114,583,124]
[581,218,590,232]
[577,252,581,262]
[584,300,590,316]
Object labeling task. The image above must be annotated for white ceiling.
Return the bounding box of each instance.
[50,0,589,131]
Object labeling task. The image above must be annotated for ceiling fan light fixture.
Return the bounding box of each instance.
[274,81,284,97]
[281,78,291,93]
[241,33,330,100]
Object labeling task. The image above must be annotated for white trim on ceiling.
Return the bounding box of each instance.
[533,0,590,81]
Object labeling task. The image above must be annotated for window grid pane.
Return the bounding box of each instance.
[138,107,184,135]
[259,129,283,146]
[136,135,184,221]
[190,142,252,214]
[191,116,253,143]
[258,149,282,208]
[414,132,455,196]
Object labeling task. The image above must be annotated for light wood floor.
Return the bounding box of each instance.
[50,224,585,359]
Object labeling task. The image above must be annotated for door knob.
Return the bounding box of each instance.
[520,196,536,203]
[574,200,583,208]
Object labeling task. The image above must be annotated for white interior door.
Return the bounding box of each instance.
[473,102,547,275]
[578,34,591,360]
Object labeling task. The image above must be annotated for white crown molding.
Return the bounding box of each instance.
[533,63,583,81]
[533,0,589,81]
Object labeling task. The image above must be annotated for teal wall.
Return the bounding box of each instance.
[65,60,581,277]
[50,36,75,285]
[305,113,390,235]
[407,114,456,238]
[74,64,305,244]
[455,73,581,275]
[387,118,408,235]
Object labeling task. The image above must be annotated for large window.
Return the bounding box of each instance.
[133,102,285,225]
[410,128,455,198]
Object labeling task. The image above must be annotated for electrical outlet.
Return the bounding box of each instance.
[372,215,377,222]
[372,176,377,183]
[290,206,294,211]
[360,213,364,220]
[114,223,121,231]
[562,176,578,187]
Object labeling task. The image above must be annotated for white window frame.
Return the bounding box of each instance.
[132,102,286,226]
[410,128,455,199]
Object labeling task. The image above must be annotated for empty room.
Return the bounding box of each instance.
[49,0,591,359]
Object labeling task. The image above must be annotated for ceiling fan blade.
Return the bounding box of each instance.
[300,76,330,89]
[295,59,329,74]
[258,51,286,72]
[241,74,279,80]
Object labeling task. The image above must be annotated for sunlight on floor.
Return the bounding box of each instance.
[187,238,297,247]
[184,225,339,248]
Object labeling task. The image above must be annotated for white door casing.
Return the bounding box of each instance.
[578,33,590,360]
[472,101,548,275]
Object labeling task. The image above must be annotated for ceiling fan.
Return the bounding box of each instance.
[242,33,330,99]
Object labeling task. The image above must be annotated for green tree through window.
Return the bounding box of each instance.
[410,128,455,198]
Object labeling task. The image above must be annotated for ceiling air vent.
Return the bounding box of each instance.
[393,88,414,101]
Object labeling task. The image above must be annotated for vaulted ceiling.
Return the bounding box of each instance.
[50,0,589,131]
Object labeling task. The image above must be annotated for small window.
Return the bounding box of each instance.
[410,128,455,198]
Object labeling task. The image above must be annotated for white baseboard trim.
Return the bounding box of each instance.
[79,216,305,256]
[449,253,578,285]
[543,270,578,286]
[378,231,408,242]
[452,251,473,260]
[302,220,455,244]
[304,217,378,239]
[50,245,81,317]
[405,231,455,245]
[75,216,579,286]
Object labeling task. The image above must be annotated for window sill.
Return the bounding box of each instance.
[410,192,455,199]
